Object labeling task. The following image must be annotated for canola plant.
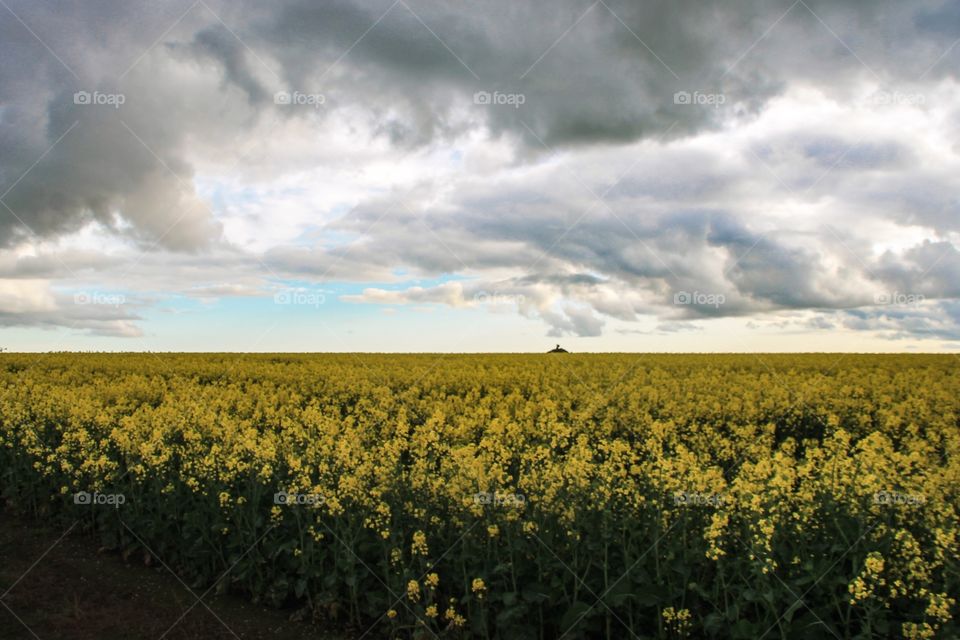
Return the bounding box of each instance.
[0,353,957,638]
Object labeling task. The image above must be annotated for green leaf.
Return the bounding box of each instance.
[635,584,661,606]
[704,612,725,634]
[782,600,801,623]
[559,601,593,634]
[521,582,551,603]
[731,619,761,639]
[604,578,635,607]
[294,577,308,598]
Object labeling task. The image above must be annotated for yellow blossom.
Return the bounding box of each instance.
[407,580,420,602]
[471,578,486,599]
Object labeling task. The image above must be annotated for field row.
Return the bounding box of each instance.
[1,354,958,638]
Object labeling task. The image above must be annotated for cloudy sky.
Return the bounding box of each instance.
[1,0,959,352]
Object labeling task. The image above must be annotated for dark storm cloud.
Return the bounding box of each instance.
[916,2,960,39]
[874,241,960,299]
[838,302,960,342]
[187,26,270,106]
[3,0,958,250]
[0,1,227,250]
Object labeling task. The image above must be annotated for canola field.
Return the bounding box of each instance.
[0,353,957,639]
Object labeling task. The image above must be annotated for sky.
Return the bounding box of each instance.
[1,0,959,352]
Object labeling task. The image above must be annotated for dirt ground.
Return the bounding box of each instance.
[0,512,354,640]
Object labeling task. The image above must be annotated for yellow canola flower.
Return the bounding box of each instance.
[926,592,955,623]
[411,530,429,556]
[471,578,486,599]
[407,580,420,602]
